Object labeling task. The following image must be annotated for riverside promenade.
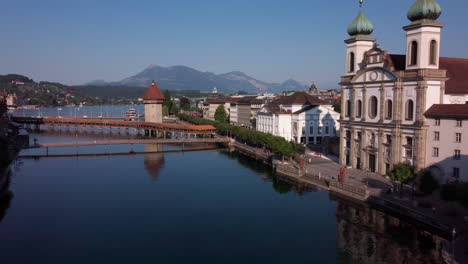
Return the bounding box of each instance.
[231,141,466,263]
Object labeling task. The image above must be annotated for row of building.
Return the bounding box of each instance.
[198,0,468,183]
[199,85,342,147]
[339,0,468,182]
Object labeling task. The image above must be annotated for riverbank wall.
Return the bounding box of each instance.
[228,138,453,241]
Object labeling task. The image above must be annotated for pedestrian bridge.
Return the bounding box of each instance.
[29,138,230,149]
[12,116,217,136]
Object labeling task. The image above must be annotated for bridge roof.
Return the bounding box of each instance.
[13,117,217,134]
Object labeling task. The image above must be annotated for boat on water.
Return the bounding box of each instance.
[125,108,138,121]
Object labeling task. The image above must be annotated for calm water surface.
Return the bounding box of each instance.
[0,107,451,263]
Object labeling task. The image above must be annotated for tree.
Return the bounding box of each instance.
[179,97,191,111]
[169,100,178,115]
[163,90,171,108]
[415,169,439,195]
[387,163,414,183]
[333,102,341,113]
[163,105,169,116]
[214,104,228,123]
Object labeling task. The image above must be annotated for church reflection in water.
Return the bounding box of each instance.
[143,144,165,181]
[334,194,453,264]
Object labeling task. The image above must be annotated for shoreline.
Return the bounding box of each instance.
[228,138,463,262]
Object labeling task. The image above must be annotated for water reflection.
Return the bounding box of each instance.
[220,151,314,195]
[144,144,165,181]
[0,169,13,224]
[333,194,452,264]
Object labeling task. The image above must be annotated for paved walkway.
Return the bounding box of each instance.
[301,152,468,263]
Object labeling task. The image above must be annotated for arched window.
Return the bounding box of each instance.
[385,100,393,119]
[368,96,378,119]
[349,52,355,73]
[345,100,351,117]
[410,41,418,66]
[430,40,437,65]
[356,100,362,118]
[406,100,414,120]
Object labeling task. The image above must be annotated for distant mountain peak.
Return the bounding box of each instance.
[85,65,310,94]
[145,64,160,70]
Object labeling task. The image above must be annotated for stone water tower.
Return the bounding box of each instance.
[143,80,164,123]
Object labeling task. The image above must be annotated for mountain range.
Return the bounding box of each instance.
[87,65,311,94]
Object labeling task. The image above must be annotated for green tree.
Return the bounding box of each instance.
[214,104,228,123]
[333,102,341,113]
[163,105,169,116]
[169,100,179,115]
[163,90,171,108]
[179,97,191,111]
[415,169,439,195]
[387,163,414,183]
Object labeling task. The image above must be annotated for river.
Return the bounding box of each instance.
[0,106,453,263]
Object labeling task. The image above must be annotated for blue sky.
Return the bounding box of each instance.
[1,0,467,89]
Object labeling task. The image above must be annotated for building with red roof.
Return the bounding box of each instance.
[143,81,164,123]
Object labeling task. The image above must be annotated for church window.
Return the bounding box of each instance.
[410,41,418,66]
[345,100,351,117]
[368,96,378,119]
[385,100,393,119]
[430,40,438,65]
[405,100,414,120]
[349,52,355,73]
[356,100,362,118]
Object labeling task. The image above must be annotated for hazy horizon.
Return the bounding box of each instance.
[2,0,468,89]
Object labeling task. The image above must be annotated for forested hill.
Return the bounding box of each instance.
[0,74,134,106]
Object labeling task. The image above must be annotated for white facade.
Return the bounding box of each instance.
[257,104,340,144]
[425,118,467,182]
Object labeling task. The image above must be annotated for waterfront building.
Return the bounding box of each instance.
[230,96,272,128]
[339,0,468,177]
[257,92,340,144]
[203,97,240,121]
[424,104,468,182]
[143,81,164,123]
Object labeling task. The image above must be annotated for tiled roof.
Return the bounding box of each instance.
[440,57,468,94]
[143,81,165,101]
[293,105,317,114]
[261,92,326,115]
[388,55,468,95]
[269,92,327,106]
[207,97,243,104]
[424,104,468,119]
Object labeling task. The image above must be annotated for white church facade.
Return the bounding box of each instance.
[339,0,468,179]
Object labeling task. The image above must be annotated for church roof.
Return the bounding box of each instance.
[424,104,468,119]
[407,0,442,24]
[143,81,164,101]
[347,10,374,37]
[388,55,468,95]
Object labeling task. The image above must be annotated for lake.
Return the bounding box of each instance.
[0,106,452,263]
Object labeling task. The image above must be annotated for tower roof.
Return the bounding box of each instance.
[407,0,441,24]
[347,9,374,37]
[143,80,164,101]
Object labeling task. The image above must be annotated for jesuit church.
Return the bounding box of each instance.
[339,0,468,179]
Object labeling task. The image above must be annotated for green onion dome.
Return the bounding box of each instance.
[407,0,442,24]
[347,10,374,37]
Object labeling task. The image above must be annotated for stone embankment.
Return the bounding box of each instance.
[229,139,454,239]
